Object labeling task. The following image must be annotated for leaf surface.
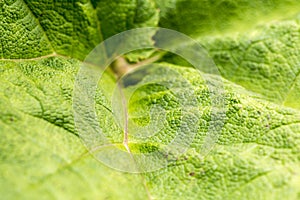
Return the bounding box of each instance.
[1,1,300,200]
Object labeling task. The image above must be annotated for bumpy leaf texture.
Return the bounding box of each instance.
[1,0,300,200]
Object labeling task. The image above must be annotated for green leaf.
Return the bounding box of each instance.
[202,18,300,110]
[1,58,300,199]
[162,15,300,110]
[1,0,300,200]
[1,0,158,60]
[127,64,300,200]
[0,58,148,199]
[156,0,300,37]
[93,0,159,39]
[155,0,300,110]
